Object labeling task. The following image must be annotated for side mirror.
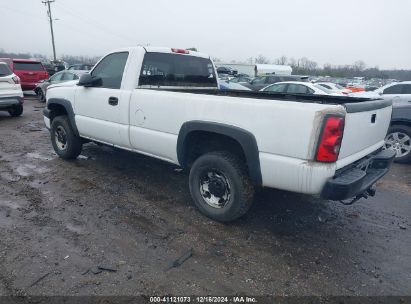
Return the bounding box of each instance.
[378,92,383,96]
[77,73,102,87]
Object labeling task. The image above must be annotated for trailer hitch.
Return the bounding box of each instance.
[338,186,376,205]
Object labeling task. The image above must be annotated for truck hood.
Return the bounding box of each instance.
[48,80,78,90]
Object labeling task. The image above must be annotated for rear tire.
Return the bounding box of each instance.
[8,105,23,117]
[36,89,45,102]
[384,125,411,163]
[189,151,254,222]
[50,116,82,159]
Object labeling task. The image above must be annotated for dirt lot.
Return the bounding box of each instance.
[0,96,410,296]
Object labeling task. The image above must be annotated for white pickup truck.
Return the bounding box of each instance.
[43,46,395,222]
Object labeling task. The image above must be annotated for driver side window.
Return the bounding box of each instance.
[91,52,129,89]
[265,83,287,93]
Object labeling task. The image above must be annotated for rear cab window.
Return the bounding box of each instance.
[138,52,217,88]
[383,84,402,94]
[13,61,45,71]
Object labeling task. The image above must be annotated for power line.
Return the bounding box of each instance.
[0,5,47,21]
[53,2,136,43]
[42,0,57,61]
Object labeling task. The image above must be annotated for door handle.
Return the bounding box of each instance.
[108,97,118,106]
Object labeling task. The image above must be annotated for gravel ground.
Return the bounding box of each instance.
[0,96,410,296]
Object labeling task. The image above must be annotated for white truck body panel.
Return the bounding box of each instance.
[45,46,393,196]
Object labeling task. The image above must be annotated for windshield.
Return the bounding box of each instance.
[314,84,333,94]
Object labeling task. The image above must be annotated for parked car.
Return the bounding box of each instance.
[261,81,342,96]
[67,64,94,71]
[43,46,395,222]
[350,81,411,104]
[228,74,252,84]
[384,101,411,163]
[346,85,365,93]
[316,82,352,95]
[11,59,49,90]
[216,66,237,76]
[243,75,309,91]
[43,62,65,76]
[0,62,24,117]
[219,80,251,91]
[34,70,85,102]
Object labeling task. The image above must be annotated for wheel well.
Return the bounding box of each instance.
[390,121,411,128]
[48,104,68,121]
[182,131,247,168]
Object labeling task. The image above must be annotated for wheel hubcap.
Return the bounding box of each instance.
[199,170,231,208]
[384,132,411,158]
[54,126,68,150]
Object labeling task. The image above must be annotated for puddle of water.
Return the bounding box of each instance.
[15,163,50,177]
[15,165,32,177]
[26,152,54,161]
[0,171,21,182]
[0,200,21,209]
[66,223,86,235]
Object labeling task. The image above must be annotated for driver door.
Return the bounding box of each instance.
[74,52,130,147]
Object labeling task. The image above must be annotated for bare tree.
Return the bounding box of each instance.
[255,54,270,64]
[274,55,288,65]
[353,60,366,72]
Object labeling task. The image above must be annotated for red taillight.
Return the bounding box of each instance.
[171,48,189,54]
[316,116,345,162]
[12,76,20,84]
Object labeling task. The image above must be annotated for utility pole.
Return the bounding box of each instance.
[42,0,56,62]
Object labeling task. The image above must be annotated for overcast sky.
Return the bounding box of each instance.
[1,0,411,69]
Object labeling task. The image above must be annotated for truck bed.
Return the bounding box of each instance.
[143,88,380,105]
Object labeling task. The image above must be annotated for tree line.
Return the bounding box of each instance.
[0,49,100,65]
[215,55,411,81]
[2,49,410,81]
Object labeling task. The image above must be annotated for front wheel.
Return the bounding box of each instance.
[384,125,411,163]
[50,116,82,159]
[189,151,255,222]
[8,104,23,117]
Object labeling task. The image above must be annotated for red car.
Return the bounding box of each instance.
[10,59,48,90]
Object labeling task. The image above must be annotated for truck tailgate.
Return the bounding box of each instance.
[337,99,392,169]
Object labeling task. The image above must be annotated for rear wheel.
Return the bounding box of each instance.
[8,105,23,117]
[189,151,254,222]
[50,116,82,159]
[36,89,45,102]
[384,125,411,163]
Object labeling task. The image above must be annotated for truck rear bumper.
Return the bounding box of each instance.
[321,149,396,200]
